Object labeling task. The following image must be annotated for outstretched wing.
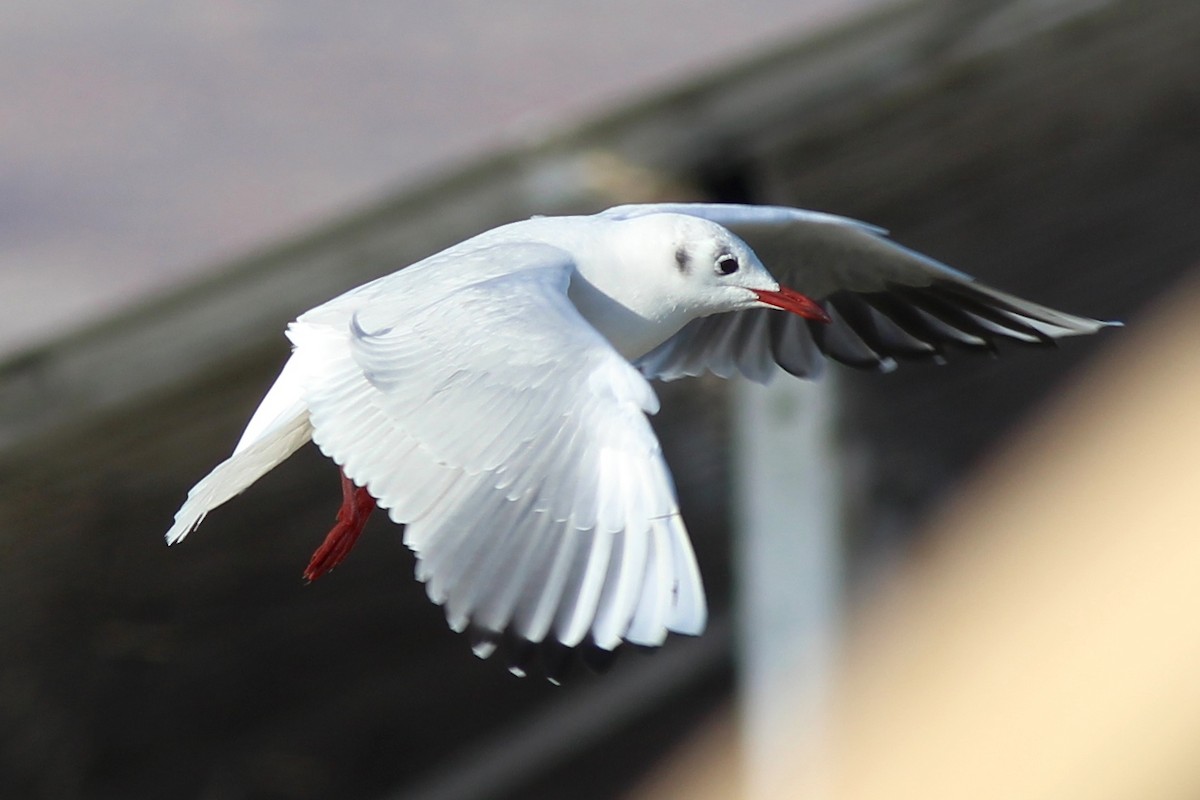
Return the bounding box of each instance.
[601,203,1115,383]
[291,242,705,655]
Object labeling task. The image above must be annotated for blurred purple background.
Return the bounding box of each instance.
[0,1,880,357]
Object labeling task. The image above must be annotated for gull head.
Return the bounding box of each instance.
[608,212,830,322]
[567,211,830,360]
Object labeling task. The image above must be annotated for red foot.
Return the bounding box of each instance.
[304,470,377,582]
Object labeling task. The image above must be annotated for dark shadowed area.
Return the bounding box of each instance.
[2,1,1198,798]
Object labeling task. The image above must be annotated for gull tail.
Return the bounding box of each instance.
[165,355,314,545]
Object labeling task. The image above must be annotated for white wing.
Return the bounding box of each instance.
[291,242,705,654]
[602,203,1115,382]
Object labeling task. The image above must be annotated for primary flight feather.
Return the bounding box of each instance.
[165,203,1113,672]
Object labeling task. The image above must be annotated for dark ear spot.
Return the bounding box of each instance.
[675,246,690,274]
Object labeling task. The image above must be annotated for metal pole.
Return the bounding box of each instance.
[733,374,843,798]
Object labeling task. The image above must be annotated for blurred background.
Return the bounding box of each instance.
[0,0,881,359]
[2,0,1199,798]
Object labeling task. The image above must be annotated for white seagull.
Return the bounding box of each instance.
[165,202,1113,673]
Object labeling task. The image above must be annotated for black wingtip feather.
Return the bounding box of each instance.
[889,284,1013,351]
[926,281,1059,345]
[829,292,943,361]
[465,627,634,683]
[863,290,991,355]
[805,310,890,370]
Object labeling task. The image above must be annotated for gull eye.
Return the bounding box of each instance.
[715,253,740,276]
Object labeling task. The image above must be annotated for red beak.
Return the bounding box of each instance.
[752,287,831,323]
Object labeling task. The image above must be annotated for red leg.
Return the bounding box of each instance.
[304,470,377,582]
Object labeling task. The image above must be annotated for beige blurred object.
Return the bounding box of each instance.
[630,274,1200,799]
[832,270,1200,800]
[625,714,743,800]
